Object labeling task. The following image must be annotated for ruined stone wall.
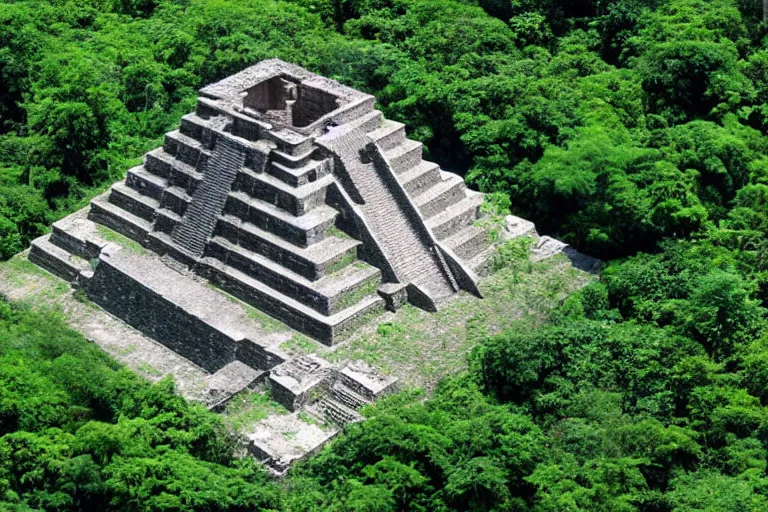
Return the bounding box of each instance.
[86,256,238,372]
[293,85,340,128]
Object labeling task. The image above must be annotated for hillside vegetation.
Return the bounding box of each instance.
[1,0,768,510]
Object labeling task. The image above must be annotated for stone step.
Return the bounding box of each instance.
[267,128,314,157]
[426,194,483,240]
[179,112,211,141]
[399,160,441,196]
[413,266,457,303]
[29,234,90,283]
[344,109,383,134]
[163,130,211,170]
[383,139,423,174]
[201,258,385,345]
[89,195,151,245]
[468,244,496,277]
[144,148,203,196]
[444,225,490,261]
[415,172,467,219]
[267,158,331,187]
[267,355,333,411]
[332,95,377,128]
[159,186,191,217]
[49,215,103,261]
[207,236,381,316]
[331,382,371,410]
[109,182,159,222]
[183,114,275,176]
[206,361,266,412]
[225,191,338,248]
[276,355,326,381]
[270,147,317,170]
[233,167,333,216]
[126,165,168,200]
[216,215,360,281]
[337,365,399,400]
[153,208,183,235]
[317,397,362,427]
[84,245,287,373]
[196,96,269,142]
[368,119,406,151]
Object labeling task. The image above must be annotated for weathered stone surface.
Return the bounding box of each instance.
[246,413,339,476]
[85,244,288,373]
[377,283,407,312]
[268,355,332,411]
[504,215,538,240]
[530,236,568,261]
[339,361,399,400]
[530,235,602,274]
[206,361,266,411]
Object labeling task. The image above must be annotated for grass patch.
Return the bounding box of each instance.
[328,248,592,390]
[206,284,289,334]
[473,192,511,243]
[137,362,162,377]
[327,225,351,240]
[325,250,357,275]
[73,288,90,303]
[96,225,146,254]
[297,410,327,429]
[2,255,54,287]
[222,387,288,432]
[70,254,89,267]
[333,275,380,312]
[492,236,536,272]
[111,343,137,356]
[243,305,286,332]
[280,334,321,356]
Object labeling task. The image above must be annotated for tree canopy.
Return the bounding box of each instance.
[1,0,768,509]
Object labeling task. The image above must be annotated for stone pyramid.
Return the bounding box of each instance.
[30,60,492,351]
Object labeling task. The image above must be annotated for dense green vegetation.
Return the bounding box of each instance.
[0,303,278,510]
[1,0,768,509]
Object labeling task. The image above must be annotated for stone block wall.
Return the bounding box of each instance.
[86,255,238,372]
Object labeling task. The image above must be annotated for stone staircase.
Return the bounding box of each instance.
[315,396,362,427]
[302,379,375,428]
[330,380,371,410]
[267,355,389,429]
[317,126,457,306]
[172,136,245,258]
[350,111,491,276]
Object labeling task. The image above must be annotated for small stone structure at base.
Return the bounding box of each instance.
[250,359,399,475]
[27,60,498,473]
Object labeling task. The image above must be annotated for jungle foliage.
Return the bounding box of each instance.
[1,0,768,509]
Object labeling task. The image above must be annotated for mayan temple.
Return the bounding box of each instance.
[31,59,491,342]
[27,61,495,467]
